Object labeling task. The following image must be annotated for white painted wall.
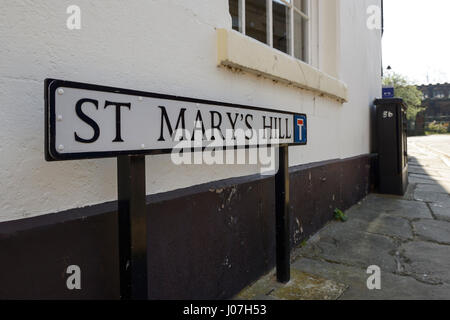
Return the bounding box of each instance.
[0,0,381,222]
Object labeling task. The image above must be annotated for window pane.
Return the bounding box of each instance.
[273,0,289,54]
[294,11,306,61]
[229,0,240,31]
[246,0,267,44]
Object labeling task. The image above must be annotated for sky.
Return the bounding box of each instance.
[382,0,450,85]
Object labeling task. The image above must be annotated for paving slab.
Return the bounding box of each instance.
[299,228,398,273]
[361,194,433,220]
[408,166,429,175]
[236,269,347,300]
[413,191,450,203]
[415,183,450,194]
[408,166,445,177]
[409,176,441,185]
[429,206,450,222]
[269,269,347,300]
[409,173,450,183]
[413,220,450,245]
[399,241,450,285]
[429,199,450,210]
[235,271,281,300]
[413,161,450,171]
[338,209,413,240]
[409,173,438,181]
[292,257,450,300]
[363,215,413,240]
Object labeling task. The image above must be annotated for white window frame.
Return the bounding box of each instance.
[234,0,310,63]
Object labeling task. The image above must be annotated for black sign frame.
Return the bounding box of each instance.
[45,79,307,161]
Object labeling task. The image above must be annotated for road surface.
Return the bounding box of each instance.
[408,135,450,175]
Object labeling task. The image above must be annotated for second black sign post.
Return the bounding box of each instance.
[275,145,291,283]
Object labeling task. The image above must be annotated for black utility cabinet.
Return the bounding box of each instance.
[374,98,408,195]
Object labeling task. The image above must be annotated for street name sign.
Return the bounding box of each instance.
[45,79,307,161]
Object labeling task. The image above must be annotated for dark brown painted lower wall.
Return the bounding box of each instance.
[0,155,371,299]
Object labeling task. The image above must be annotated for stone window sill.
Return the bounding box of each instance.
[217,29,348,103]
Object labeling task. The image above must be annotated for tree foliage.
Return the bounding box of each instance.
[382,73,424,121]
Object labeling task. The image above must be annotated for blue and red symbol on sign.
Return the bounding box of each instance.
[294,115,307,144]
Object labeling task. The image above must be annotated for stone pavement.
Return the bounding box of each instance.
[237,135,450,300]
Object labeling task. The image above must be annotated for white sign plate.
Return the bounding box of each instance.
[45,79,307,161]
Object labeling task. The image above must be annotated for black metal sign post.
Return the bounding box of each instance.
[117,155,148,300]
[275,145,290,283]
